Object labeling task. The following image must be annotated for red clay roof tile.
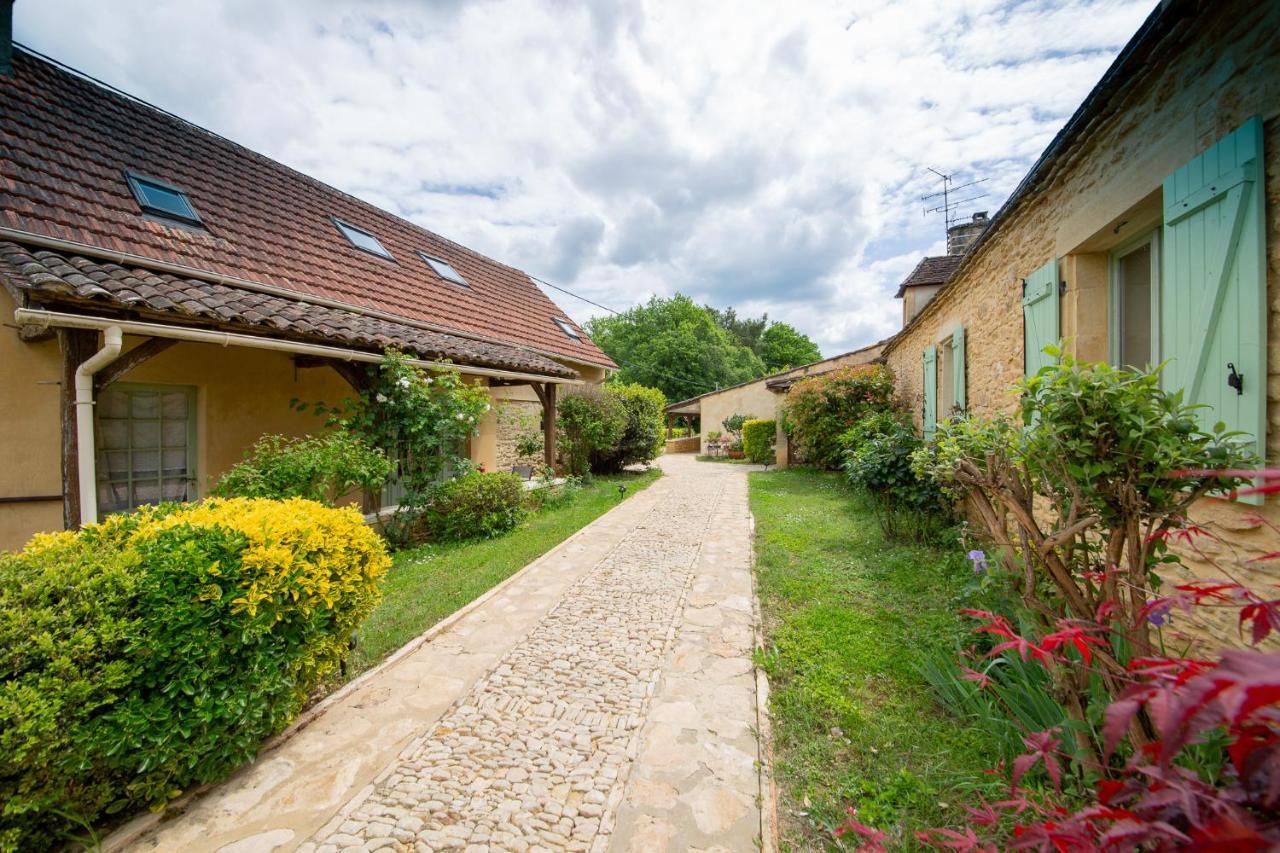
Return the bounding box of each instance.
[0,50,615,371]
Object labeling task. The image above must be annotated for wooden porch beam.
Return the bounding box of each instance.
[538,383,557,470]
[93,337,177,392]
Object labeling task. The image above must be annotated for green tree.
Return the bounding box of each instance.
[760,322,822,372]
[586,295,763,401]
[706,306,769,355]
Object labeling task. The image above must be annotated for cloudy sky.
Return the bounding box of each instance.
[16,0,1155,356]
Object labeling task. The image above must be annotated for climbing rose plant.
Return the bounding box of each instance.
[305,350,491,544]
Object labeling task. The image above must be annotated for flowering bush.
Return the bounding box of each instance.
[781,364,895,468]
[212,431,391,505]
[303,350,491,545]
[0,498,388,850]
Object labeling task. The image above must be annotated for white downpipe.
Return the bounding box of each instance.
[74,325,123,526]
[14,309,582,386]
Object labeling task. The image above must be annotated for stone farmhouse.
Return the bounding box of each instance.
[883,0,1279,595]
[0,44,615,551]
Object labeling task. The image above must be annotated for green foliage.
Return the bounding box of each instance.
[760,322,822,372]
[911,355,1258,775]
[211,432,391,505]
[917,353,1252,531]
[742,419,777,464]
[0,500,388,850]
[514,432,545,460]
[556,386,627,476]
[750,470,1000,846]
[419,472,528,541]
[591,383,666,473]
[586,295,764,401]
[781,364,896,469]
[721,412,755,435]
[841,412,951,543]
[706,305,769,355]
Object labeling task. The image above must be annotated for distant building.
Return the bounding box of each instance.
[894,212,990,325]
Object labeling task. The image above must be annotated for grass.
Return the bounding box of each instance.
[348,468,662,675]
[750,468,1000,849]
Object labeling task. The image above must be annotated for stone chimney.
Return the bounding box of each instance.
[1,1,13,78]
[946,211,989,256]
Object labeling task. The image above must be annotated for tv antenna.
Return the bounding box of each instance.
[921,167,988,233]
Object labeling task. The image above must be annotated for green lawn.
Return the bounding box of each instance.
[750,468,999,849]
[349,468,662,675]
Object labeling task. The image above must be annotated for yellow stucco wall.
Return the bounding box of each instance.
[881,2,1280,642]
[0,289,63,547]
[691,344,885,464]
[0,297,596,550]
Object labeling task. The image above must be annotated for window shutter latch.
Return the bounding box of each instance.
[1227,362,1244,396]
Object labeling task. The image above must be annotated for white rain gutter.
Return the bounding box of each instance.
[74,325,123,526]
[0,227,617,371]
[14,309,582,386]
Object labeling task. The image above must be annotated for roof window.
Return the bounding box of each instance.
[418,252,468,287]
[332,217,394,260]
[554,317,582,341]
[124,171,203,226]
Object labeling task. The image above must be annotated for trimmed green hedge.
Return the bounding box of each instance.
[0,499,389,851]
[421,471,528,541]
[742,419,777,464]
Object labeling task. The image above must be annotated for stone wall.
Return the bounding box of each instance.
[882,1,1280,645]
[494,398,543,473]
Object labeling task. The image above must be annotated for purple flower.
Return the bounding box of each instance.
[967,549,989,574]
[1146,600,1173,627]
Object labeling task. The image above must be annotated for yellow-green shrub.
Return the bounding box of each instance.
[0,499,388,851]
[742,418,777,464]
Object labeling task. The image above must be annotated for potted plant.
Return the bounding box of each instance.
[728,438,745,459]
[512,431,543,479]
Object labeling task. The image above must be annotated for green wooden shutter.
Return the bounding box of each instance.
[1161,116,1266,468]
[923,345,937,440]
[1023,258,1059,376]
[952,326,966,414]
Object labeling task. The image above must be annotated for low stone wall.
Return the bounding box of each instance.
[664,436,700,454]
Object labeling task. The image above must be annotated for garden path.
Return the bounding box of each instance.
[118,454,765,853]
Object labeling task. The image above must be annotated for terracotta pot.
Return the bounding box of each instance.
[728,450,745,459]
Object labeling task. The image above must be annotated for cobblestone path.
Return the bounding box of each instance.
[309,473,727,852]
[120,455,762,853]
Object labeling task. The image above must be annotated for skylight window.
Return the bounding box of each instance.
[332,217,394,260]
[418,252,468,287]
[554,317,582,341]
[124,171,203,226]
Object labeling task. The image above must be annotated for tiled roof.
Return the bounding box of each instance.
[0,242,577,378]
[0,50,615,370]
[893,254,963,297]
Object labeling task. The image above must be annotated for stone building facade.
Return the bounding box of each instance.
[881,0,1280,639]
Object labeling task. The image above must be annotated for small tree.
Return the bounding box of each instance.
[781,364,895,468]
[590,384,666,473]
[912,354,1255,767]
[557,386,627,476]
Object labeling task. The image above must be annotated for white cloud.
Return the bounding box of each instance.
[14,0,1155,355]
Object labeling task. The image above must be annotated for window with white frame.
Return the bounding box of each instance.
[95,384,196,516]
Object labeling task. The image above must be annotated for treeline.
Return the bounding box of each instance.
[585,295,821,402]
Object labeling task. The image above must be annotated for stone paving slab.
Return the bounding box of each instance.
[118,455,761,853]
